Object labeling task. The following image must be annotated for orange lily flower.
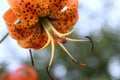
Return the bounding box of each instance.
[9,66,38,80]
[3,0,90,77]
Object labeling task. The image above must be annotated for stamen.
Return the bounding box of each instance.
[58,42,85,67]
[40,17,87,80]
[46,66,56,80]
[41,19,56,80]
[42,17,75,37]
[29,49,35,67]
[50,23,75,37]
[72,60,86,67]
[40,19,55,70]
[0,33,8,43]
[85,36,94,51]
[48,36,55,70]
[66,38,89,42]
[58,42,77,61]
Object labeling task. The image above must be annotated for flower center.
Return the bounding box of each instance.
[39,17,68,44]
[51,32,67,44]
[39,17,89,70]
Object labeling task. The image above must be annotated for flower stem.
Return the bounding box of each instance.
[0,33,8,43]
[39,18,52,32]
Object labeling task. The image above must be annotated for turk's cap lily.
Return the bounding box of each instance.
[2,1,93,79]
[3,0,79,49]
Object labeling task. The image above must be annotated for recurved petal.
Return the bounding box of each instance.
[17,25,49,50]
[3,8,17,24]
[33,0,50,17]
[7,0,39,26]
[49,0,78,19]
[3,9,38,40]
[50,10,78,33]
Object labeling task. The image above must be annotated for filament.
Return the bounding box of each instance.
[66,38,89,42]
[29,49,35,67]
[86,36,94,51]
[48,36,55,70]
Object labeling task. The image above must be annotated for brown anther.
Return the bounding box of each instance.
[46,66,56,80]
[85,36,94,51]
[29,49,35,67]
[79,63,86,67]
[72,59,86,67]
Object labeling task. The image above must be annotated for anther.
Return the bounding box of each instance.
[72,59,86,67]
[46,65,56,80]
[29,49,35,67]
[85,36,94,51]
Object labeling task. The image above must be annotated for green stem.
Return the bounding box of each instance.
[39,18,52,32]
[0,33,8,43]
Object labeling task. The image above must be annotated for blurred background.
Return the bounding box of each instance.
[0,0,120,80]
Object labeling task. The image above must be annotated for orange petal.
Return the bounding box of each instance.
[3,9,38,40]
[7,0,39,26]
[49,0,78,19]
[7,24,41,40]
[50,11,78,33]
[17,24,48,49]
[33,0,50,17]
[3,8,17,24]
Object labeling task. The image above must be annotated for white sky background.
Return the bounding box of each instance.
[76,0,120,36]
[0,0,120,77]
